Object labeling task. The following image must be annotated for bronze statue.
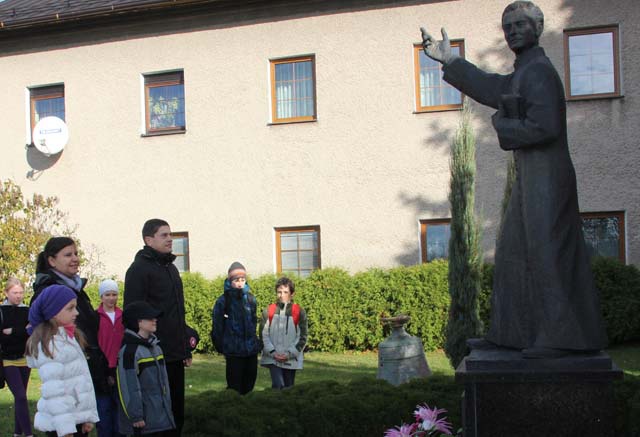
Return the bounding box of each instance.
[421,1,607,358]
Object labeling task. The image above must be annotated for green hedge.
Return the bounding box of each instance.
[181,374,640,437]
[183,376,461,437]
[83,256,639,353]
[591,257,640,344]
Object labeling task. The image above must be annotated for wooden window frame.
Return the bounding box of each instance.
[580,211,625,263]
[30,84,65,135]
[420,218,451,263]
[414,40,465,112]
[564,26,620,101]
[171,231,190,272]
[270,55,317,124]
[144,71,185,135]
[275,225,321,276]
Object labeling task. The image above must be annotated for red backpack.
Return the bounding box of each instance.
[268,303,301,327]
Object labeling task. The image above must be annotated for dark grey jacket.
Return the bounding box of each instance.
[117,330,175,435]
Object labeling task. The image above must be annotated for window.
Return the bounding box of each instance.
[30,84,65,136]
[564,26,620,99]
[275,226,320,278]
[414,41,464,112]
[420,219,451,262]
[144,71,185,134]
[270,56,316,123]
[171,232,190,272]
[581,212,625,263]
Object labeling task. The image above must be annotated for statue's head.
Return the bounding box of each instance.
[502,1,544,54]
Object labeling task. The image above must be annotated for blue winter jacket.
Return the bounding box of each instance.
[211,280,261,357]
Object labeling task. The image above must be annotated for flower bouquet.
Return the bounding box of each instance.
[384,404,458,437]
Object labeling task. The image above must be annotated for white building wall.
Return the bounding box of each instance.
[0,0,637,279]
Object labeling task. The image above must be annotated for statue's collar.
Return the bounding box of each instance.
[514,46,545,69]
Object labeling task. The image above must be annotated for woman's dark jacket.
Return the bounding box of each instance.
[211,280,261,357]
[0,302,29,360]
[124,246,188,363]
[32,270,110,393]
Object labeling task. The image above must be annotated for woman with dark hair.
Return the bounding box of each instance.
[32,237,110,400]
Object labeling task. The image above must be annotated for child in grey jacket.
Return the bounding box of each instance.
[117,301,175,436]
[260,277,308,389]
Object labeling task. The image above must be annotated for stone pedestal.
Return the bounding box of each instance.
[456,343,623,437]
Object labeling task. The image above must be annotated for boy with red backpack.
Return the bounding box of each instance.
[260,277,308,389]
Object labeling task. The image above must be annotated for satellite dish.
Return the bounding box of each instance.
[32,116,68,156]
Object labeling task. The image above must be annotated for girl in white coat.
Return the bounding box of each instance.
[26,284,99,437]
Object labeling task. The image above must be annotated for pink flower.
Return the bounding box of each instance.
[414,404,453,435]
[384,422,418,437]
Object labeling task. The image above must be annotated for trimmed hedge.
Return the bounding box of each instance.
[181,374,640,437]
[591,257,640,344]
[183,376,461,437]
[83,256,639,353]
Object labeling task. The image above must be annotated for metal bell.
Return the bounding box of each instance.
[377,315,431,386]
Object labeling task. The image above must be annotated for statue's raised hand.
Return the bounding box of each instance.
[420,27,453,64]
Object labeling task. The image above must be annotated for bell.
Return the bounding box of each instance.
[377,315,431,386]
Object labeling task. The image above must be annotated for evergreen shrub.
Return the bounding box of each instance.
[181,374,639,436]
[480,257,640,345]
[177,263,450,354]
[183,376,460,437]
[591,257,640,344]
[82,255,639,354]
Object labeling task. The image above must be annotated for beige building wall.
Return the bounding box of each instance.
[0,0,638,279]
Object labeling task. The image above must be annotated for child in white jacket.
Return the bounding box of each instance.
[26,284,99,437]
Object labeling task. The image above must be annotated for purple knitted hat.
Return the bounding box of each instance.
[29,284,76,330]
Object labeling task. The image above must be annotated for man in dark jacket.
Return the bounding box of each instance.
[124,219,191,436]
[420,1,606,357]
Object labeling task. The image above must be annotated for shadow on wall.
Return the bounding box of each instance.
[25,145,62,180]
[394,0,581,266]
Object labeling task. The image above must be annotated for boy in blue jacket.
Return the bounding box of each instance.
[211,262,261,395]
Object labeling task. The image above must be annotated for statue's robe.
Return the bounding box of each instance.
[443,46,607,350]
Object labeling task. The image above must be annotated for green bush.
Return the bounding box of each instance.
[182,374,640,436]
[183,375,460,437]
[614,374,640,436]
[87,256,638,354]
[478,263,494,333]
[176,263,451,354]
[592,257,640,344]
[475,258,640,346]
[182,272,218,353]
[388,261,450,351]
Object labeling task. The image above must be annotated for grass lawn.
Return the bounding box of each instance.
[2,345,637,436]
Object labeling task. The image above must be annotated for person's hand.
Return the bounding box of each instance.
[420,27,454,64]
[133,420,146,428]
[184,357,193,367]
[81,422,94,434]
[274,352,288,363]
[107,375,116,386]
[2,327,12,335]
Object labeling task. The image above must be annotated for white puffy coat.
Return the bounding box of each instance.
[27,328,99,436]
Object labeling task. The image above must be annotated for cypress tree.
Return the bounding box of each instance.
[498,153,516,237]
[444,104,483,369]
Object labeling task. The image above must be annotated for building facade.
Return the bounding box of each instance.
[0,0,637,279]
